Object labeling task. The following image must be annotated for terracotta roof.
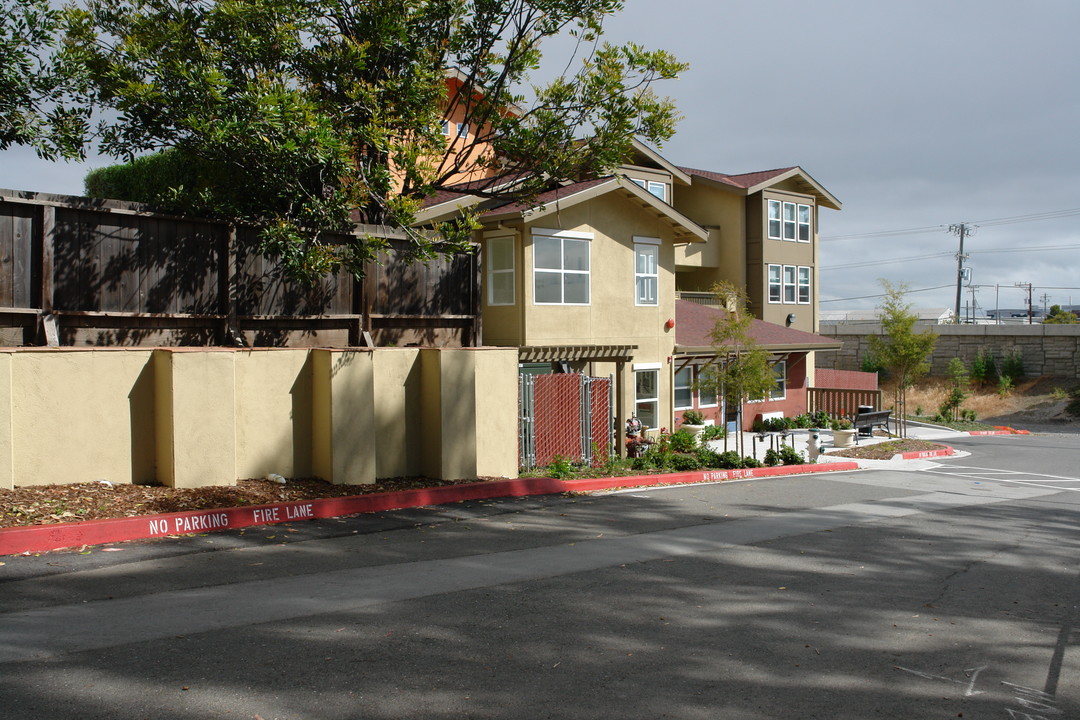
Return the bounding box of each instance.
[675,300,842,352]
[679,166,798,190]
[479,176,613,217]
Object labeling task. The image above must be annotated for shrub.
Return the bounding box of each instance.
[997,375,1014,398]
[779,446,805,465]
[831,417,853,431]
[970,348,998,386]
[860,350,885,375]
[764,448,781,467]
[700,425,726,442]
[716,451,744,469]
[1001,350,1025,382]
[742,456,764,468]
[546,455,576,479]
[809,410,832,428]
[696,448,722,468]
[669,454,702,472]
[1067,387,1080,418]
[668,428,697,453]
[681,410,705,426]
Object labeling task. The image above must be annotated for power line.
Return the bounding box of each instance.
[820,284,954,303]
[820,206,1080,242]
[821,251,953,271]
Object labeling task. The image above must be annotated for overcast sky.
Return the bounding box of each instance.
[3,0,1078,315]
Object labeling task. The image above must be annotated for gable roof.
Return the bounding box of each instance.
[439,176,709,242]
[674,300,843,354]
[681,165,842,210]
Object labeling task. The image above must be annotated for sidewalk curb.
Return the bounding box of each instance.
[894,445,957,460]
[0,462,859,556]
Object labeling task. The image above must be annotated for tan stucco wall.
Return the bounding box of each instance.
[6,349,156,488]
[234,349,314,481]
[1,346,519,489]
[673,183,745,288]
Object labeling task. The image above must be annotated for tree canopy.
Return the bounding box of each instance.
[1044,304,1078,324]
[868,281,937,436]
[0,0,87,158]
[40,0,687,282]
[698,282,777,453]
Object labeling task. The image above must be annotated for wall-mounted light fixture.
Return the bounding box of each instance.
[786,313,796,326]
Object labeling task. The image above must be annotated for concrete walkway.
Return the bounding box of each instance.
[704,419,971,470]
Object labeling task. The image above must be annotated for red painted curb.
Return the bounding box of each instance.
[895,445,956,460]
[968,431,1012,436]
[0,462,860,555]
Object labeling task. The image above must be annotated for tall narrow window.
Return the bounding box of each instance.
[768,264,782,303]
[487,236,515,306]
[783,202,797,241]
[698,369,718,408]
[674,367,693,410]
[783,265,797,303]
[798,266,811,304]
[768,200,782,240]
[770,361,787,400]
[634,368,659,430]
[533,230,591,305]
[456,122,469,138]
[634,238,659,306]
[798,204,811,242]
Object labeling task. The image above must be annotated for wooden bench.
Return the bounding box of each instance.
[851,409,892,443]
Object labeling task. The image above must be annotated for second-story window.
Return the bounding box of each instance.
[798,266,811,304]
[798,204,811,242]
[533,229,591,305]
[646,181,667,202]
[456,122,469,138]
[783,265,797,303]
[634,237,659,306]
[768,264,782,303]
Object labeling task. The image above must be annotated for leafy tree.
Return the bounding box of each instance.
[969,347,997,386]
[0,0,87,158]
[56,0,686,282]
[937,357,969,422]
[868,281,937,437]
[1044,304,1078,324]
[698,282,777,455]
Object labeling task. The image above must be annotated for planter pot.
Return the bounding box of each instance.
[832,428,856,448]
[682,423,705,439]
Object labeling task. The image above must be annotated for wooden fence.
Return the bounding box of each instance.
[0,189,480,347]
[808,387,883,418]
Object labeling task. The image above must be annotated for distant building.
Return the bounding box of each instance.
[820,308,954,326]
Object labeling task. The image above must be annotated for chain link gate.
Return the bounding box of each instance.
[519,373,614,470]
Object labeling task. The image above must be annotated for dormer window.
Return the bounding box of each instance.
[629,177,669,203]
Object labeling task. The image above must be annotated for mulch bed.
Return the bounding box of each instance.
[0,477,493,529]
[827,439,947,460]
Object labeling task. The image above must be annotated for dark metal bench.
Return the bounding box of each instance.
[851,409,892,443]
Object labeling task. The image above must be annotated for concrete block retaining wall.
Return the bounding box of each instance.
[816,324,1080,380]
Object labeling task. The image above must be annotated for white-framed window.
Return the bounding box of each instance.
[456,122,469,138]
[533,229,591,305]
[486,235,515,306]
[634,237,659,306]
[768,264,782,303]
[698,373,718,408]
[646,181,667,202]
[798,204,811,242]
[770,360,787,400]
[783,201,797,241]
[440,119,450,136]
[783,265,797,303]
[674,367,693,410]
[634,365,660,430]
[768,199,782,240]
[747,360,787,402]
[798,266,811,304]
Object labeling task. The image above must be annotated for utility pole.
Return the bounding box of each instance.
[1040,292,1051,317]
[1016,282,1033,324]
[949,223,975,322]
